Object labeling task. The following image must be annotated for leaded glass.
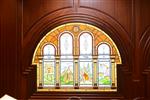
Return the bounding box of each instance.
[60,33,74,86]
[98,61,111,86]
[43,44,55,59]
[98,43,111,86]
[43,61,55,86]
[79,61,92,86]
[80,33,92,54]
[60,33,73,55]
[79,33,93,86]
[43,44,55,86]
[60,61,74,86]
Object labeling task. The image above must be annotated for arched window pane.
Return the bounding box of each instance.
[60,33,74,86]
[60,33,73,55]
[80,33,92,55]
[43,44,55,86]
[98,44,110,54]
[79,33,93,86]
[33,23,122,91]
[98,44,111,86]
[98,43,110,59]
[43,45,55,59]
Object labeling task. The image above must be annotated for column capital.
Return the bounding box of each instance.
[38,56,43,61]
[93,55,98,59]
[74,55,79,60]
[110,55,115,59]
[55,55,60,60]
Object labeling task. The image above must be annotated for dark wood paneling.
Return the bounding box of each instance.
[0,0,150,99]
[140,0,150,38]
[23,0,73,36]
[80,0,132,37]
[0,0,21,98]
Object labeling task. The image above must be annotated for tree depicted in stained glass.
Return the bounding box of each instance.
[60,33,74,86]
[32,23,124,91]
[80,62,92,85]
[98,43,111,86]
[60,61,73,85]
[79,33,93,86]
[98,62,111,85]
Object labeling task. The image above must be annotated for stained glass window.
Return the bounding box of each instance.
[98,43,111,86]
[43,44,55,86]
[60,33,74,86]
[79,33,93,86]
[33,23,122,91]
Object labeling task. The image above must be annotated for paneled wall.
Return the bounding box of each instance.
[0,0,150,99]
[0,0,21,98]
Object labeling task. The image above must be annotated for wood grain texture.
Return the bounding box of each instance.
[23,0,73,36]
[0,0,150,99]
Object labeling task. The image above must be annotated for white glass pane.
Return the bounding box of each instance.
[44,45,55,55]
[60,33,73,55]
[80,33,92,54]
[98,44,110,54]
[43,44,55,59]
[98,44,110,59]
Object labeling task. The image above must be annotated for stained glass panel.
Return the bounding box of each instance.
[43,61,55,86]
[79,61,92,86]
[33,23,122,91]
[43,44,55,59]
[80,33,92,54]
[98,43,110,54]
[43,44,55,86]
[60,33,73,55]
[98,43,111,86]
[98,61,111,86]
[79,33,93,86]
[60,61,74,86]
[60,33,74,86]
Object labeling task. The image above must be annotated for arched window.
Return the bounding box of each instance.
[43,44,55,86]
[79,32,93,86]
[33,23,122,91]
[98,43,111,86]
[60,33,74,86]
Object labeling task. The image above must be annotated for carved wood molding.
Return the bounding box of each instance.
[22,11,131,71]
[142,66,150,99]
[22,65,36,75]
[139,26,150,67]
